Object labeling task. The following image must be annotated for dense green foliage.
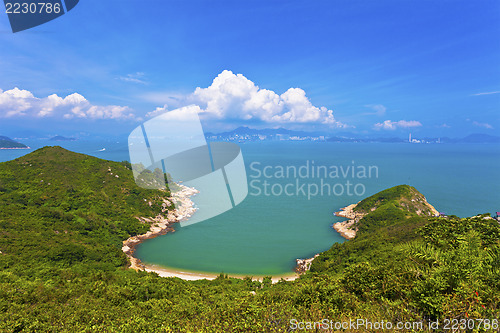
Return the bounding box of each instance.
[0,147,172,275]
[0,148,498,332]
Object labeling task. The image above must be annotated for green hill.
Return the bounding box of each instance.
[355,184,439,234]
[312,185,442,274]
[0,146,173,272]
[355,184,438,215]
[0,147,498,331]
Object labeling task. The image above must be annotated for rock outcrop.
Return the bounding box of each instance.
[332,202,365,240]
[295,254,320,274]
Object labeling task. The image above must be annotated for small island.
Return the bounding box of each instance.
[0,136,29,149]
[49,135,76,141]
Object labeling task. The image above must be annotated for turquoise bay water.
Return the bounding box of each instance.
[2,140,499,275]
[136,142,500,275]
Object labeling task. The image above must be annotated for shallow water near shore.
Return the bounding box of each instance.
[2,140,499,276]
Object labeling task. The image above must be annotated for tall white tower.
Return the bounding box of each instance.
[409,133,412,143]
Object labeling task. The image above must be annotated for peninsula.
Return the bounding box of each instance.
[0,136,29,149]
[333,185,440,240]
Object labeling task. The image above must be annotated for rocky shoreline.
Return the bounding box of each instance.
[332,202,365,240]
[295,254,320,274]
[294,203,366,274]
[122,184,199,271]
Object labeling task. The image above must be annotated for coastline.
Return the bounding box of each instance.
[424,200,440,217]
[122,184,300,282]
[122,184,199,271]
[296,204,365,270]
[295,254,320,274]
[144,265,298,283]
[0,147,31,150]
[332,202,364,240]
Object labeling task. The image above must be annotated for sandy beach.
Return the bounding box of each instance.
[145,265,298,283]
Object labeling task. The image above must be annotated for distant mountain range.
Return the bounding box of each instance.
[205,127,500,144]
[328,133,500,144]
[0,136,29,149]
[205,126,327,142]
[456,133,500,143]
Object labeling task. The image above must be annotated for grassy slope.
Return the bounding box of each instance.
[0,149,498,332]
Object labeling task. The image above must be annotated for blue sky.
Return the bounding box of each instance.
[0,0,499,138]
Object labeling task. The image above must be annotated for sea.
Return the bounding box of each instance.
[2,139,499,276]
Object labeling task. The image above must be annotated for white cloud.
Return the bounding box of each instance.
[118,72,148,84]
[145,104,203,121]
[472,121,493,129]
[0,88,34,117]
[439,123,451,128]
[146,105,169,118]
[0,88,135,120]
[374,120,422,130]
[472,91,500,96]
[151,105,203,122]
[364,104,386,116]
[147,70,348,127]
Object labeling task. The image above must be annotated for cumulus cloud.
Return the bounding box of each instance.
[146,104,169,119]
[374,120,422,130]
[146,105,203,121]
[472,121,493,129]
[147,70,348,127]
[0,87,34,117]
[0,88,135,120]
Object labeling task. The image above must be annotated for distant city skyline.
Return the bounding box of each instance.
[0,1,498,138]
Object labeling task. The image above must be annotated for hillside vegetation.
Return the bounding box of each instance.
[0,147,498,332]
[314,185,440,273]
[354,185,438,233]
